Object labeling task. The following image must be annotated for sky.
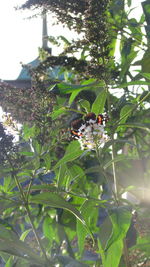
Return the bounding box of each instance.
[0,0,76,80]
[0,0,144,81]
[0,0,145,125]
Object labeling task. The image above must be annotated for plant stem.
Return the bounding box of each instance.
[13,173,49,264]
[105,83,119,201]
[24,203,48,260]
[7,156,49,264]
[123,239,131,267]
[111,135,119,201]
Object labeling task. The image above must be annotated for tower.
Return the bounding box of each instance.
[42,9,48,50]
[1,11,51,89]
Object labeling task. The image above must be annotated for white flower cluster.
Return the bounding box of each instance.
[71,112,109,150]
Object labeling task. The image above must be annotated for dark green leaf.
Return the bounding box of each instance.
[0,200,19,213]
[30,192,86,224]
[57,255,88,267]
[127,0,131,7]
[120,51,138,81]
[105,207,131,251]
[119,123,150,133]
[53,141,83,170]
[140,72,150,80]
[79,99,91,113]
[104,207,131,267]
[0,226,45,266]
[57,80,104,94]
[103,155,137,170]
[117,104,134,131]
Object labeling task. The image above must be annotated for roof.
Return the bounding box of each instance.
[3,80,31,89]
[17,58,40,80]
[17,57,65,82]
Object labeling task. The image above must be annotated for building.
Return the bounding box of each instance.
[0,11,64,90]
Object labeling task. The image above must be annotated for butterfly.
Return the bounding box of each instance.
[70,112,108,139]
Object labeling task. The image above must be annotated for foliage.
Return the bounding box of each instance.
[1,0,150,266]
[20,0,113,81]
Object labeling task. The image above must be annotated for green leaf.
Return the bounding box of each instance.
[139,43,150,73]
[77,200,96,255]
[57,80,105,94]
[105,207,131,250]
[51,107,68,120]
[58,35,71,46]
[5,256,14,267]
[66,80,97,104]
[69,89,82,105]
[68,164,85,182]
[127,0,131,7]
[43,216,54,242]
[22,125,40,141]
[117,104,134,131]
[65,140,80,154]
[42,153,51,170]
[133,235,150,255]
[19,151,35,157]
[20,229,32,241]
[79,99,91,113]
[53,141,83,170]
[57,255,88,267]
[0,225,45,265]
[32,140,42,154]
[109,38,117,57]
[56,164,68,189]
[0,223,18,240]
[105,239,123,267]
[119,123,150,133]
[120,50,138,81]
[91,89,107,115]
[30,192,86,227]
[0,199,19,213]
[116,80,150,88]
[103,155,137,170]
[120,104,133,121]
[97,239,106,266]
[104,207,131,267]
[81,78,97,85]
[140,72,150,80]
[17,170,32,177]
